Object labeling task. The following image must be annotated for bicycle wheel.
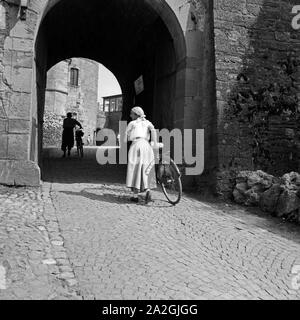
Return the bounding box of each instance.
[76,142,83,158]
[159,159,182,205]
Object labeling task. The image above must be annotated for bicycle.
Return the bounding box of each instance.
[75,129,84,158]
[151,142,182,205]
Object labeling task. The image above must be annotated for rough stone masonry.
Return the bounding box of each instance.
[214,0,300,197]
[0,0,299,196]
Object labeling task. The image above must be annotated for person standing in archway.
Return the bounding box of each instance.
[61,112,83,157]
[87,134,92,145]
[124,106,158,203]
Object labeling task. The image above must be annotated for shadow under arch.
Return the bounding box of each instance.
[33,0,187,65]
[32,0,187,180]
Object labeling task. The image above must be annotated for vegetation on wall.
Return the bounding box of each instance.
[43,111,63,147]
[227,54,299,172]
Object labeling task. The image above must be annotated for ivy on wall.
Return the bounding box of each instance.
[43,112,63,147]
[227,54,299,172]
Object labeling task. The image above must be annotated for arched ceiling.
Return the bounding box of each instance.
[39,0,175,80]
[35,0,186,123]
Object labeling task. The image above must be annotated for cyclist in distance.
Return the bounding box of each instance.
[61,112,83,158]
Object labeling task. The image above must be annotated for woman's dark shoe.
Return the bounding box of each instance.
[130,197,139,203]
[145,190,153,204]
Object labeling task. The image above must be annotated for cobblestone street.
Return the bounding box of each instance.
[1,148,300,300]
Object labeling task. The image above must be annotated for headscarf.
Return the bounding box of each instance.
[131,106,146,120]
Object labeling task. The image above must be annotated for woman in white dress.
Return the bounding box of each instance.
[125,106,158,203]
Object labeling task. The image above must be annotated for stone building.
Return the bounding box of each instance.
[96,94,123,129]
[96,95,123,145]
[0,0,299,196]
[44,58,99,145]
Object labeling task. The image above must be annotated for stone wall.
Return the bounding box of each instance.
[191,0,218,193]
[65,58,99,142]
[214,0,300,197]
[0,0,41,186]
[45,60,68,116]
[233,170,300,224]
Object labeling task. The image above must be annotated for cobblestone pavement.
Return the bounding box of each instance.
[0,185,81,300]
[1,147,300,300]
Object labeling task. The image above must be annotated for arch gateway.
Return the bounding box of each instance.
[0,0,299,196]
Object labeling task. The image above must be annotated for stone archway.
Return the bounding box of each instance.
[33,0,189,174]
[0,0,210,188]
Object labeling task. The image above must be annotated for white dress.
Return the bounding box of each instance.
[126,118,157,192]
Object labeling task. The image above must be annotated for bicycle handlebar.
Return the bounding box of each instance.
[150,142,164,149]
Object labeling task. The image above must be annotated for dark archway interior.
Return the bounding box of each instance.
[35,0,182,179]
[36,0,177,121]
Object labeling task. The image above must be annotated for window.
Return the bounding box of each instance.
[117,97,123,111]
[102,96,123,112]
[104,100,110,112]
[110,99,116,112]
[70,68,79,86]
